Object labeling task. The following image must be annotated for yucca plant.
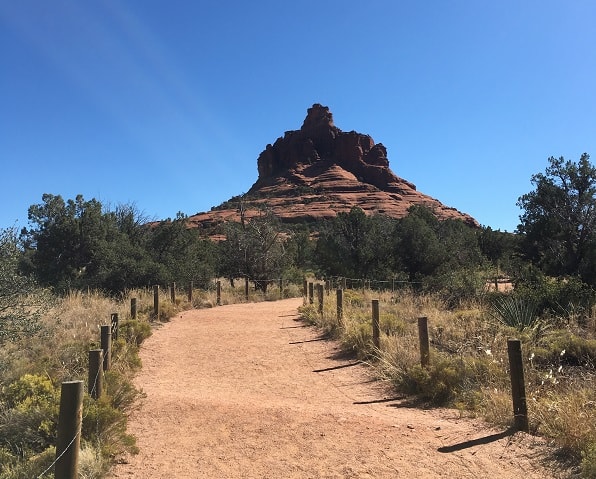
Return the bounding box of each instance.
[489,296,542,333]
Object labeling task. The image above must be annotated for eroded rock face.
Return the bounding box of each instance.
[187,104,478,231]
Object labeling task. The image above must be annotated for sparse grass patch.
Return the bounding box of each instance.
[299,286,596,472]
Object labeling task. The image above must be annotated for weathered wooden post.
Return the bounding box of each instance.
[100,325,111,371]
[188,281,194,303]
[245,277,249,302]
[279,278,283,299]
[170,282,176,303]
[110,313,119,341]
[303,278,308,304]
[153,285,159,320]
[418,316,430,367]
[336,289,343,326]
[507,339,529,432]
[55,380,83,479]
[130,298,137,320]
[343,277,347,290]
[325,279,330,296]
[308,282,314,305]
[216,280,222,306]
[372,299,380,349]
[88,349,103,399]
[317,284,324,315]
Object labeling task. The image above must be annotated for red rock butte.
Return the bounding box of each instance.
[187,104,478,230]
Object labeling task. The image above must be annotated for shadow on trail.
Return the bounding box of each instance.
[313,362,362,373]
[353,396,405,405]
[437,427,517,453]
[289,337,328,345]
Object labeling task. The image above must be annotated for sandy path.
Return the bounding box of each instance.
[109,298,559,479]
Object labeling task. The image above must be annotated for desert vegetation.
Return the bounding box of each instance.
[2,153,596,477]
[299,283,596,476]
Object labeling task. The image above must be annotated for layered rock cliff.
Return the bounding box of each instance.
[187,104,477,230]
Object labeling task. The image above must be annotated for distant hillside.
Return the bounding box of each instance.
[187,104,477,232]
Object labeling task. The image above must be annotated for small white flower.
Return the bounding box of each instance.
[529,352,535,361]
[558,365,563,373]
[485,349,492,356]
[560,349,566,356]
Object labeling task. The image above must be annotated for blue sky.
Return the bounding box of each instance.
[1,1,595,232]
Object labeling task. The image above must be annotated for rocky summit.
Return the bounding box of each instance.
[187,104,478,230]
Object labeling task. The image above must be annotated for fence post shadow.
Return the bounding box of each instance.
[437,427,517,453]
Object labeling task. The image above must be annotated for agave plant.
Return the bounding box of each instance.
[489,296,542,333]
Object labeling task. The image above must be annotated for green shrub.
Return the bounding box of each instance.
[118,320,152,346]
[341,320,373,359]
[0,445,55,479]
[532,330,596,367]
[0,374,59,454]
[489,296,542,333]
[582,442,596,478]
[513,275,596,321]
[82,393,137,458]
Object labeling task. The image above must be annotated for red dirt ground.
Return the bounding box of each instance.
[108,298,563,479]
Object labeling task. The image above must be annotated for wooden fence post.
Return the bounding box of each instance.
[507,339,529,432]
[303,278,308,304]
[153,285,159,321]
[245,277,249,302]
[110,313,119,341]
[216,280,221,306]
[279,278,283,299]
[130,298,137,320]
[418,316,430,367]
[55,380,83,479]
[88,349,103,400]
[188,281,194,303]
[336,289,343,326]
[317,284,324,315]
[372,299,380,349]
[100,325,112,371]
[308,282,314,305]
[170,282,176,303]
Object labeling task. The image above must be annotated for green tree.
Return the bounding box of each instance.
[517,154,596,284]
[21,194,180,293]
[146,213,216,288]
[394,206,446,281]
[218,208,288,292]
[0,228,47,344]
[315,207,394,279]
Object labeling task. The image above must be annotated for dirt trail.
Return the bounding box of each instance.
[109,298,559,479]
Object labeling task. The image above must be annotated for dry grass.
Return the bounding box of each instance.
[300,285,596,475]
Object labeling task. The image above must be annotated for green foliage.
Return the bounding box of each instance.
[478,226,520,270]
[428,267,487,307]
[146,213,216,288]
[0,374,59,455]
[22,195,217,293]
[393,206,486,290]
[517,153,596,284]
[532,330,596,367]
[218,207,289,291]
[512,273,596,320]
[118,320,152,347]
[489,296,541,332]
[0,228,48,345]
[401,359,462,404]
[581,442,596,478]
[315,207,394,279]
[0,445,55,479]
[82,390,138,458]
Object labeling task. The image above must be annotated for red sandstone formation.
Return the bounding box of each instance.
[187,104,477,231]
